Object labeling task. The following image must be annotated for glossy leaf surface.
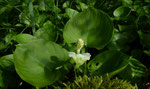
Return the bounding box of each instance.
[63,7,113,49]
[14,39,68,87]
[113,6,131,19]
[88,50,130,76]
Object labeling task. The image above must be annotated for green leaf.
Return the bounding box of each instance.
[28,0,35,34]
[144,50,150,56]
[0,6,8,15]
[38,0,55,11]
[13,34,35,44]
[0,54,15,72]
[79,2,88,11]
[0,41,5,50]
[63,1,70,8]
[138,31,150,48]
[5,32,16,43]
[143,6,150,14]
[121,0,133,5]
[107,28,137,52]
[118,25,136,32]
[35,14,48,28]
[19,11,30,26]
[0,32,15,50]
[39,0,46,11]
[0,55,21,88]
[63,7,113,49]
[129,58,147,77]
[119,57,147,82]
[35,21,57,42]
[13,39,68,87]
[88,50,130,76]
[113,6,131,19]
[65,8,79,18]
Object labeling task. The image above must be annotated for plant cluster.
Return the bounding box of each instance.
[54,75,138,89]
[0,0,150,89]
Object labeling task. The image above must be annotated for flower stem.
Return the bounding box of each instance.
[84,61,87,75]
[77,49,80,54]
[74,67,77,79]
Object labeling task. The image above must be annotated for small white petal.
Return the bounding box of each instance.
[68,52,91,68]
[68,52,76,57]
[68,52,77,59]
[81,53,91,61]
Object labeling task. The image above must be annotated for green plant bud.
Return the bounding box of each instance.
[77,38,84,53]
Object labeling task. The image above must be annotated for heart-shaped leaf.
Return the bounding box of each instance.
[63,7,113,49]
[88,50,130,76]
[13,39,68,87]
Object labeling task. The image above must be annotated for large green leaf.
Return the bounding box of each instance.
[13,39,68,87]
[35,21,57,42]
[63,7,113,49]
[88,50,130,76]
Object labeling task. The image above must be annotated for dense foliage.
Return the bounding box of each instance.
[0,0,150,89]
[54,75,138,89]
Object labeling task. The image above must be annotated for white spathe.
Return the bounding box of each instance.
[68,52,91,68]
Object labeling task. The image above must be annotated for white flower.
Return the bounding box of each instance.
[68,52,91,68]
